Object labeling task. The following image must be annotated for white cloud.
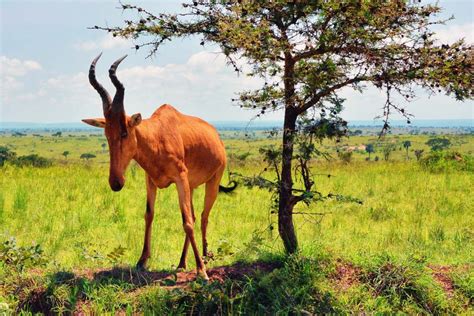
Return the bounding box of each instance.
[434,23,474,44]
[1,51,264,122]
[0,56,42,77]
[74,34,132,51]
[1,56,43,108]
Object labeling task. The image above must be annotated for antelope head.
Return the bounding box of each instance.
[82,54,142,192]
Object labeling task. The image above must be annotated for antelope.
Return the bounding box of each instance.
[82,54,236,280]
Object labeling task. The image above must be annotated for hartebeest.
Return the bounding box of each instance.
[82,54,236,280]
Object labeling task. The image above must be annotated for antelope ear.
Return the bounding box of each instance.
[82,118,106,128]
[129,113,142,127]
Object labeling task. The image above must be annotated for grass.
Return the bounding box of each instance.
[0,132,473,313]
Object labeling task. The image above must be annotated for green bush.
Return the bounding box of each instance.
[419,151,473,172]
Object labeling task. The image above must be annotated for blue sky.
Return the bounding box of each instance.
[0,0,473,123]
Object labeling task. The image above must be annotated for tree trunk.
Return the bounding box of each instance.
[278,49,298,253]
[278,107,298,253]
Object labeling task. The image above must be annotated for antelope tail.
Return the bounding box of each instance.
[219,181,237,193]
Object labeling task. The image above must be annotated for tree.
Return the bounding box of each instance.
[62,151,70,159]
[426,137,451,151]
[98,1,473,254]
[365,144,375,160]
[402,140,412,160]
[80,153,96,161]
[0,146,16,167]
[101,143,107,153]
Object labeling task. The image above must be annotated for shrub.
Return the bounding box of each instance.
[419,151,473,172]
[337,151,352,163]
[14,154,52,168]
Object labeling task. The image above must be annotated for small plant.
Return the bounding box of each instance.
[0,236,47,272]
[62,151,70,159]
[106,245,127,265]
[382,144,397,161]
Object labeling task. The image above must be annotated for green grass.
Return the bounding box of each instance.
[0,132,473,314]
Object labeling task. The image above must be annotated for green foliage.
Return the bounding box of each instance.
[426,137,452,151]
[0,236,47,272]
[382,143,397,161]
[419,151,473,172]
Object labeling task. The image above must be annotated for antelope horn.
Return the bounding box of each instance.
[89,53,112,115]
[109,55,128,113]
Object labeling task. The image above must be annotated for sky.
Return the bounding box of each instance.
[0,0,473,124]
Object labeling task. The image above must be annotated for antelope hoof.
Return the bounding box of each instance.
[197,269,209,281]
[177,263,187,272]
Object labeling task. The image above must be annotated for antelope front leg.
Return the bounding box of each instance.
[175,172,208,280]
[177,189,195,270]
[136,176,157,270]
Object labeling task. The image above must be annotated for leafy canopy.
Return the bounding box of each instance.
[98,1,473,127]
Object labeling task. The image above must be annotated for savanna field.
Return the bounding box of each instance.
[0,131,473,314]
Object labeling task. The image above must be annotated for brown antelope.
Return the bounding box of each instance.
[82,54,236,280]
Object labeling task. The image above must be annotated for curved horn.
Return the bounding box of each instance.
[89,53,112,115]
[109,55,128,113]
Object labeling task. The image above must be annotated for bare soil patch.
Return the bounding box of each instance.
[331,259,361,291]
[428,265,454,298]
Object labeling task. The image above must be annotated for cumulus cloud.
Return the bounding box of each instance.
[2,51,264,122]
[1,56,43,108]
[0,56,42,77]
[434,23,474,44]
[74,34,132,51]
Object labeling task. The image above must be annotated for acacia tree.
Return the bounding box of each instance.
[97,1,473,254]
